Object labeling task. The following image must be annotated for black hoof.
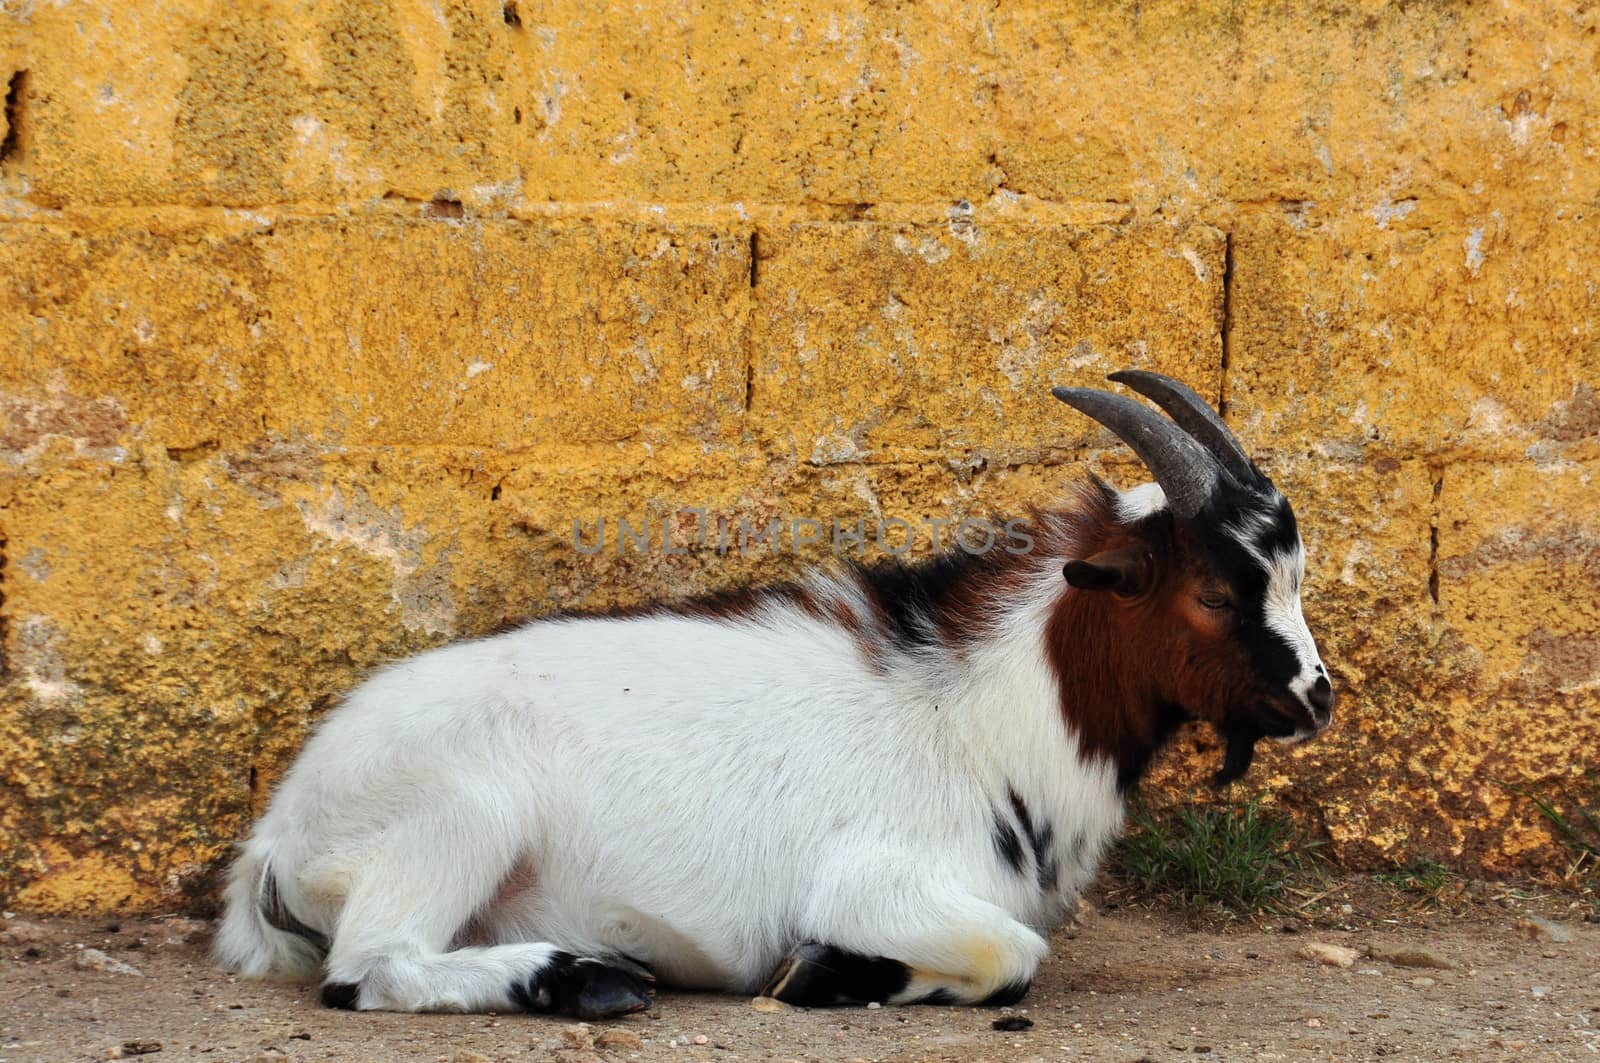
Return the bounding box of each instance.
[320,981,360,1009]
[613,952,658,986]
[760,943,911,1007]
[980,978,1032,1007]
[512,953,654,1020]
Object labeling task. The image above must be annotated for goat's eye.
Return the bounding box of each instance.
[1199,591,1233,611]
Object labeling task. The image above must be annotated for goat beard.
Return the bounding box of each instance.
[1211,721,1262,787]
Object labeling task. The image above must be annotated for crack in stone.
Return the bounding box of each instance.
[1218,230,1234,418]
[1428,469,1444,625]
[1,71,25,167]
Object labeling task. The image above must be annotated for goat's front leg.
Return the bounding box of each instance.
[761,879,1047,1007]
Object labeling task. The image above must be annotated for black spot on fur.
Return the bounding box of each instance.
[1037,852,1060,893]
[320,982,359,1009]
[857,553,977,648]
[992,807,1025,875]
[915,988,960,1005]
[1006,787,1059,893]
[761,943,912,1007]
[1007,788,1033,836]
[259,868,329,953]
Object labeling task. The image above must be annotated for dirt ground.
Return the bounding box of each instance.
[3,880,1597,1063]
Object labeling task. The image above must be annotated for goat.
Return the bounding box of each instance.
[215,370,1333,1017]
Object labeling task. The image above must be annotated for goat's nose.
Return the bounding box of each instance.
[1308,674,1333,720]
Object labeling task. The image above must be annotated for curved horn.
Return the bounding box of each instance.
[1107,369,1258,484]
[1051,386,1219,519]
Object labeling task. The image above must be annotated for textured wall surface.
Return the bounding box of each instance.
[1,1,1596,913]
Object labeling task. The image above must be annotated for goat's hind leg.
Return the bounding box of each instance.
[317,820,651,1017]
[759,941,1033,1008]
[758,943,920,1006]
[762,878,1046,1007]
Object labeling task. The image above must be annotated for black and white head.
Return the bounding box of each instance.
[1052,370,1334,784]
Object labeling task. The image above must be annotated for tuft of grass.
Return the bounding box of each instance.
[1502,774,1600,886]
[1374,859,1463,908]
[1113,796,1322,914]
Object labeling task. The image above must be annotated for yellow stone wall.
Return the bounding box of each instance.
[1,1,1596,913]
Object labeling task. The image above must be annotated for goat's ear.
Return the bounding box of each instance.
[1063,548,1148,594]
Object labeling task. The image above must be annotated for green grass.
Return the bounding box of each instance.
[1113,796,1322,914]
[1373,858,1462,907]
[1502,774,1600,885]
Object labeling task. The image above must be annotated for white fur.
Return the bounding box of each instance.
[1131,483,1324,724]
[1230,513,1327,730]
[1261,543,1323,697]
[1145,483,1327,738]
[1115,481,1167,522]
[216,548,1123,1011]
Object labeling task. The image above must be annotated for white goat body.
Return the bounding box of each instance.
[217,543,1121,1012]
[218,370,1331,1017]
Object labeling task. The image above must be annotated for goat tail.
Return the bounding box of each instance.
[213,838,326,982]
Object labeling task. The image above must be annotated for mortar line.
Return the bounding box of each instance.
[0,527,8,681]
[1427,466,1444,630]
[0,71,24,167]
[744,228,759,415]
[0,199,1148,227]
[1217,230,1234,418]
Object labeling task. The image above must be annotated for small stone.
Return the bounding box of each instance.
[155,917,212,947]
[1305,1018,1323,1028]
[992,1015,1033,1031]
[0,918,50,946]
[865,1001,882,1010]
[451,1052,492,1063]
[750,996,789,1012]
[594,1029,643,1051]
[1297,943,1359,968]
[1410,977,1437,988]
[692,1034,709,1045]
[1367,944,1455,970]
[560,1024,594,1050]
[75,948,145,977]
[1531,985,1551,998]
[120,1043,162,1057]
[1515,916,1572,944]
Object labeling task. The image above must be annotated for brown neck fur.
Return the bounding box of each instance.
[1038,481,1194,793]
